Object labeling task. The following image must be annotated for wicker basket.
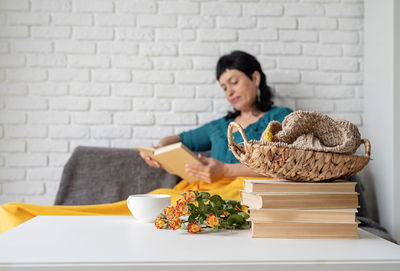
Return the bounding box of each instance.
[227,122,371,182]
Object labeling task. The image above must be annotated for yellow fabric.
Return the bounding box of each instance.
[150,177,247,204]
[0,201,131,234]
[0,176,265,234]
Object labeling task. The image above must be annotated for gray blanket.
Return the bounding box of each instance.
[54,146,178,205]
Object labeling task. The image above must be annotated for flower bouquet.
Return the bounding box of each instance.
[154,190,250,234]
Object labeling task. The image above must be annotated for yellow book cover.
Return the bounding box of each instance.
[137,142,202,183]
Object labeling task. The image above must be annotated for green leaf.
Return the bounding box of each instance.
[198,199,207,213]
[210,195,224,205]
[187,203,196,212]
[188,214,197,223]
[198,215,206,225]
[214,210,224,217]
[227,214,244,226]
[225,200,238,206]
[226,208,237,214]
[238,211,250,219]
[198,192,210,202]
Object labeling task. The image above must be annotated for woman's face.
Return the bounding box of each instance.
[218,69,260,112]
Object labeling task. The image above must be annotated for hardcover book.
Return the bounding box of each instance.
[251,220,360,239]
[249,208,357,223]
[241,191,359,209]
[243,179,356,193]
[137,142,201,183]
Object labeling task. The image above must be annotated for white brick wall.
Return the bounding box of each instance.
[0,0,364,205]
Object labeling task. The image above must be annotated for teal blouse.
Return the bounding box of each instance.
[179,106,292,164]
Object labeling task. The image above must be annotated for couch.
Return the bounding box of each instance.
[54,146,178,205]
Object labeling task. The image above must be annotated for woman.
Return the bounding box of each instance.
[141,51,292,194]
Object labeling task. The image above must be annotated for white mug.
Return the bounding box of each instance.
[127,194,171,223]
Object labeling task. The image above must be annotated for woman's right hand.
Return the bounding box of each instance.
[139,152,160,168]
[139,135,181,168]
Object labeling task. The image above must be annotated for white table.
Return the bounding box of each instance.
[0,216,400,271]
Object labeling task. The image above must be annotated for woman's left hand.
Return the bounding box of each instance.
[185,154,228,184]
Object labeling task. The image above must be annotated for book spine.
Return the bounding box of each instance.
[249,210,356,223]
[246,183,356,193]
[242,193,359,209]
[251,221,359,239]
[260,199,358,209]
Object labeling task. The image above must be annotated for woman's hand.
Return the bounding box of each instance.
[139,152,160,168]
[139,135,181,168]
[185,154,228,183]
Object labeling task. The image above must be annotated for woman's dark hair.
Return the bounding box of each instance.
[216,50,273,119]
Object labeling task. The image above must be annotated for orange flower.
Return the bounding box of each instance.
[164,206,175,219]
[168,217,182,231]
[222,211,230,216]
[154,217,167,229]
[206,213,219,227]
[184,190,196,203]
[174,199,189,217]
[187,222,202,234]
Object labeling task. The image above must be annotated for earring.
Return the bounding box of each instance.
[257,88,261,102]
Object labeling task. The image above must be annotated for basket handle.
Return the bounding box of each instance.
[227,122,251,161]
[227,121,249,146]
[361,139,371,158]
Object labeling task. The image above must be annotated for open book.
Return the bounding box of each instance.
[137,142,202,183]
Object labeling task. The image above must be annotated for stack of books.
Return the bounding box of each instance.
[241,179,359,238]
